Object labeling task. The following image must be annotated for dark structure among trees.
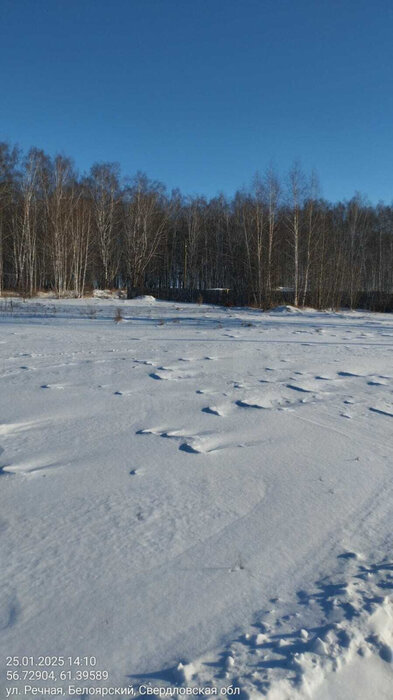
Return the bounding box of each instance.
[1,142,392,310]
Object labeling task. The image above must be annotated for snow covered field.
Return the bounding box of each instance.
[0,297,392,700]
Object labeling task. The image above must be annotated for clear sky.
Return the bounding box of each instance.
[1,0,392,203]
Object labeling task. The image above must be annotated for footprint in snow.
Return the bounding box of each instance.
[174,553,393,698]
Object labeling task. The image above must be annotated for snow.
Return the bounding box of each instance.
[269,304,301,314]
[0,297,392,699]
[132,294,157,303]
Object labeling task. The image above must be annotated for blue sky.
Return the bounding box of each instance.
[1,0,392,203]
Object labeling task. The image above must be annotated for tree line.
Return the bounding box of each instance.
[0,141,392,309]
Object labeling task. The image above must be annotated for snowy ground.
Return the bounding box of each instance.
[0,297,392,700]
